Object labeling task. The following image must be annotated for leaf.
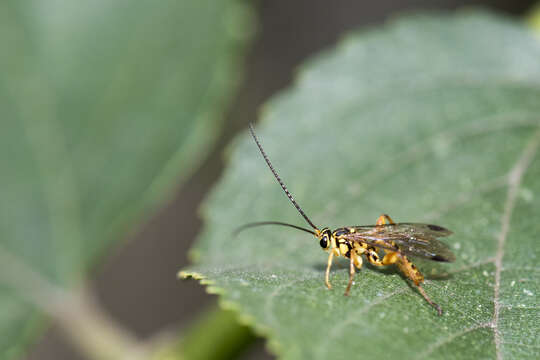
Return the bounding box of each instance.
[530,3,540,36]
[0,0,253,358]
[182,10,540,360]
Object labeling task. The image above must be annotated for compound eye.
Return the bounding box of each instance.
[319,236,328,249]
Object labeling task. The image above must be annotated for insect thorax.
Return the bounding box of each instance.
[330,227,369,258]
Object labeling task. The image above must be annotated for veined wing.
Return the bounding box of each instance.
[352,223,452,238]
[345,223,455,262]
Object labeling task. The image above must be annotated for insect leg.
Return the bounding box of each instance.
[366,246,442,315]
[416,284,442,316]
[325,251,334,290]
[365,247,384,266]
[344,253,356,296]
[396,255,442,316]
[365,247,400,267]
[353,247,364,268]
[381,251,399,265]
[376,213,395,225]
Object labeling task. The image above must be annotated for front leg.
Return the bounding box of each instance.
[325,251,334,289]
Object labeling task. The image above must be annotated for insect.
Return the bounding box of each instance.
[239,123,455,315]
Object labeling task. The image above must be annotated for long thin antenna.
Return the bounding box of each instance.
[233,221,316,237]
[248,123,318,230]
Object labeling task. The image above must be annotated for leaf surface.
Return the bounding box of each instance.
[183,11,540,360]
[0,0,252,357]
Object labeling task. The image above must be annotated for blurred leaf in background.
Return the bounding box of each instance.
[530,3,540,35]
[183,10,540,360]
[0,0,253,358]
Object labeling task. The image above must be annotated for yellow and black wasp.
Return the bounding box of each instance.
[239,123,455,315]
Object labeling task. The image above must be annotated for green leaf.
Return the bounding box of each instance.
[0,0,253,358]
[182,10,540,360]
[530,3,540,36]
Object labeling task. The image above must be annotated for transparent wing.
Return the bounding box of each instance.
[345,223,455,262]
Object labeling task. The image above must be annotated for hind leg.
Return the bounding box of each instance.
[395,255,442,316]
[376,213,395,225]
[371,214,443,315]
[365,247,442,315]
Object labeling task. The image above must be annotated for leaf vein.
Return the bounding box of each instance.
[493,127,540,360]
[501,342,540,349]
[341,114,539,208]
[417,322,492,359]
[317,286,409,358]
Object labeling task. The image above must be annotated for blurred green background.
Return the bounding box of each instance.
[0,1,536,359]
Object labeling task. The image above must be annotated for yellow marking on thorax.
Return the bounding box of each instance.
[330,237,340,256]
[339,243,349,255]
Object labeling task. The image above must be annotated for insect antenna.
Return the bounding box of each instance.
[248,123,319,230]
[233,221,316,237]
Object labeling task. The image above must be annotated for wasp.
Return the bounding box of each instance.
[238,124,456,315]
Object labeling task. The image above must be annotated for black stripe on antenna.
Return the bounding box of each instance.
[248,123,318,230]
